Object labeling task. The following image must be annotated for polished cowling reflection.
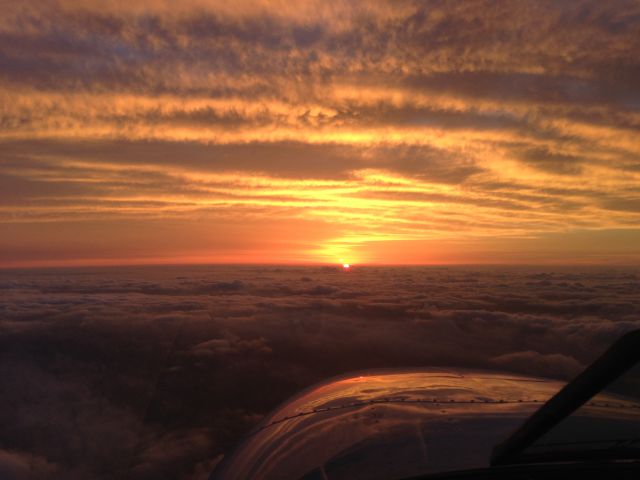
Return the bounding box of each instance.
[211,369,640,480]
[211,370,549,479]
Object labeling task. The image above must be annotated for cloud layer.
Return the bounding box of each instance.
[1,265,639,478]
[1,0,639,265]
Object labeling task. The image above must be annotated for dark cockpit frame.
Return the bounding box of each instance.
[405,330,640,479]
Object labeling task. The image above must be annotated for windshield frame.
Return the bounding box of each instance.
[491,329,640,466]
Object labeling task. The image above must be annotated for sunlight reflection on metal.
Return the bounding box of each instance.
[211,369,640,480]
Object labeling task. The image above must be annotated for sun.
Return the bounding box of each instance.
[339,258,353,271]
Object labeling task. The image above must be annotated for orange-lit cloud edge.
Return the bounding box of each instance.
[1,1,639,268]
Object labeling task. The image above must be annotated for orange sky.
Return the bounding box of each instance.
[1,0,639,267]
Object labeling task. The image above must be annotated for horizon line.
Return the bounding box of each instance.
[2,260,640,271]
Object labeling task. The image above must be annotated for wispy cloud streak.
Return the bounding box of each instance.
[1,0,639,265]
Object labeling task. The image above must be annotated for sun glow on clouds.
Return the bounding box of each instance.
[1,0,639,266]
